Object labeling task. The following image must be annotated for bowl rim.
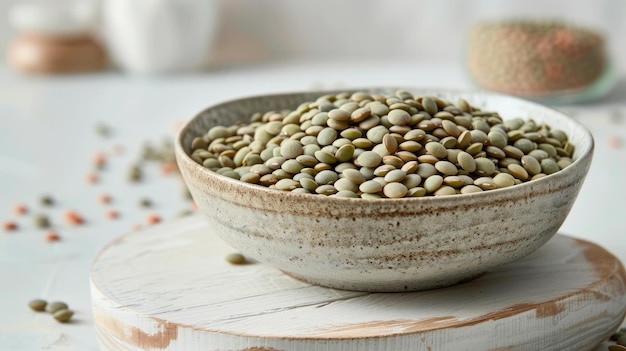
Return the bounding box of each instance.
[175,87,594,206]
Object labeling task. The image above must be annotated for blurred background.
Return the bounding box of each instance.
[1,1,626,349]
[0,0,624,78]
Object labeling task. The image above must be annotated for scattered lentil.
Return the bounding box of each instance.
[53,309,74,323]
[105,210,119,220]
[94,122,112,138]
[225,253,246,265]
[160,162,178,175]
[85,173,99,185]
[607,136,622,149]
[64,211,84,226]
[28,299,47,311]
[34,215,50,229]
[128,165,142,182]
[189,91,575,198]
[139,198,152,208]
[98,194,112,204]
[3,221,18,232]
[45,301,68,314]
[92,152,107,169]
[45,232,60,242]
[13,204,28,215]
[145,214,161,225]
[39,195,54,206]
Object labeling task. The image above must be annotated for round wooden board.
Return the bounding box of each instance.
[90,215,626,351]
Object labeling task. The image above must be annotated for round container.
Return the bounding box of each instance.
[464,1,620,103]
[101,0,218,74]
[6,1,107,74]
[175,88,594,292]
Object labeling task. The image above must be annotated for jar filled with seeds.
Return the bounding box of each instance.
[464,1,620,104]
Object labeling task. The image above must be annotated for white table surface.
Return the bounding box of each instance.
[1,60,625,350]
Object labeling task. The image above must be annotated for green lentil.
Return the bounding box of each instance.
[541,158,560,174]
[475,158,496,176]
[434,185,456,196]
[40,195,54,206]
[461,185,483,194]
[45,301,68,314]
[493,173,516,188]
[139,198,152,208]
[128,165,142,182]
[466,142,484,156]
[360,180,383,194]
[402,174,422,188]
[508,164,529,180]
[53,309,74,323]
[190,92,574,198]
[334,190,360,198]
[435,161,458,176]
[424,175,444,193]
[34,215,50,229]
[383,183,408,198]
[384,169,407,183]
[425,142,448,159]
[474,177,498,190]
[457,151,477,172]
[357,151,382,168]
[28,299,47,311]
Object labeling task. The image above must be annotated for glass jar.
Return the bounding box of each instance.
[464,0,622,103]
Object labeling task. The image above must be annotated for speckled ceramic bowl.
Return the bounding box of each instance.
[175,88,593,292]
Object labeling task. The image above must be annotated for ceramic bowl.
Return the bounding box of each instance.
[175,88,594,292]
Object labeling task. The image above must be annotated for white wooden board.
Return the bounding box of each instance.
[90,214,626,351]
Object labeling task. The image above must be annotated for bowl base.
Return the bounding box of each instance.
[279,270,486,292]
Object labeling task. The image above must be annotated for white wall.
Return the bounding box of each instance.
[0,0,624,71]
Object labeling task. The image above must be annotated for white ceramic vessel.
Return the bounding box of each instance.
[175,88,594,292]
[101,0,218,74]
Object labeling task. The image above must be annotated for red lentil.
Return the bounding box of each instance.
[160,162,178,175]
[3,221,18,232]
[105,210,119,220]
[607,136,622,149]
[85,173,99,185]
[13,204,28,215]
[111,143,125,155]
[64,211,84,226]
[45,232,60,242]
[92,152,107,169]
[98,194,112,204]
[145,214,161,225]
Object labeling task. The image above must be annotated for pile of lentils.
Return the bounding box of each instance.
[189,91,575,199]
[467,20,606,95]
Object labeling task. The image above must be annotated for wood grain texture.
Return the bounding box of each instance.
[90,215,626,351]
